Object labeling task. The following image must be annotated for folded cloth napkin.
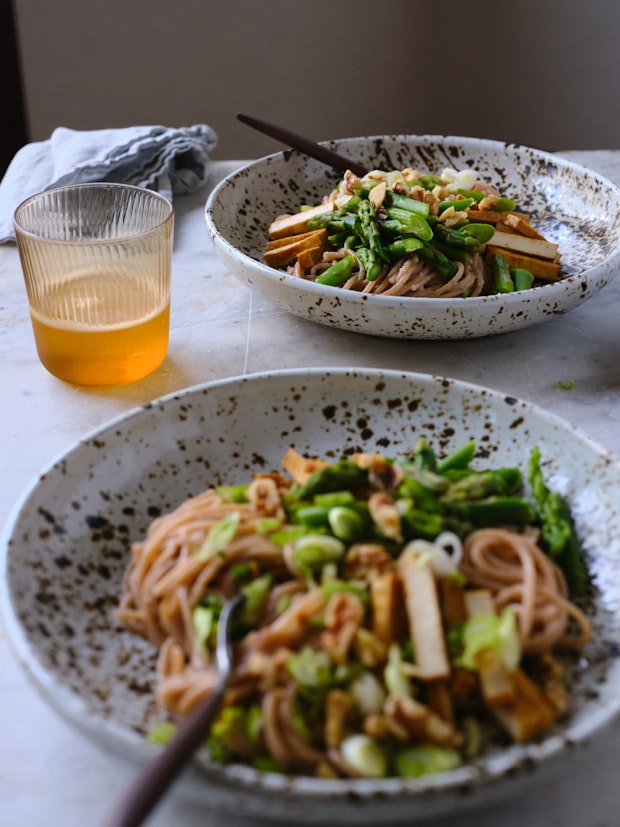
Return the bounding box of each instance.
[0,123,218,243]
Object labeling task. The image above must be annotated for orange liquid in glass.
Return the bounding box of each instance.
[29,275,170,386]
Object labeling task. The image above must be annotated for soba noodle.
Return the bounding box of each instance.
[461,528,591,654]
[116,446,591,779]
[267,165,561,299]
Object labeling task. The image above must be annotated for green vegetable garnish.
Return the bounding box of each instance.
[240,574,273,623]
[394,744,462,778]
[457,607,520,671]
[529,447,588,593]
[195,511,240,560]
[292,533,346,573]
[192,604,217,653]
[341,735,387,778]
[287,647,334,689]
[148,720,178,745]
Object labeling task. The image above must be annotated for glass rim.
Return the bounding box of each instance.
[13,181,174,242]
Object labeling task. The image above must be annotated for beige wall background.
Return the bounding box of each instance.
[13,0,620,160]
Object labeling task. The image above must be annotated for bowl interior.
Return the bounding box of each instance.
[208,135,620,278]
[3,368,620,823]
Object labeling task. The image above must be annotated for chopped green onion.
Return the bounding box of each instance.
[210,706,246,753]
[241,574,272,623]
[287,647,334,688]
[193,605,217,653]
[394,744,462,778]
[321,579,368,606]
[350,671,386,715]
[231,563,252,581]
[457,607,520,671]
[340,735,387,778]
[292,534,346,571]
[268,526,308,546]
[148,720,178,745]
[275,594,292,615]
[328,505,365,541]
[255,517,283,534]
[246,705,264,742]
[195,512,240,561]
[216,484,249,503]
[314,490,356,507]
[384,643,412,697]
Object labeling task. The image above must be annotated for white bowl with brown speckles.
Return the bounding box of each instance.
[2,368,620,823]
[205,135,620,339]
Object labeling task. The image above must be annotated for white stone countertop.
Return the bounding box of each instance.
[2,151,620,827]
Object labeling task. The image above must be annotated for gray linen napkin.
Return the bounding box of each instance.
[0,123,217,243]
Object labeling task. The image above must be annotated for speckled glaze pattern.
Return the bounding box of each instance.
[2,368,620,824]
[205,136,620,339]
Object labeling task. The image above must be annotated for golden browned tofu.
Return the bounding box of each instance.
[397,548,451,681]
[502,212,547,240]
[268,202,335,239]
[466,209,530,224]
[264,229,327,267]
[485,246,561,281]
[486,230,559,261]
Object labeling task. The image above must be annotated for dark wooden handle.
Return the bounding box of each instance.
[237,113,368,177]
[105,688,226,827]
[104,594,244,827]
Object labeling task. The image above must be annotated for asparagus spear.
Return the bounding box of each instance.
[436,440,476,473]
[412,436,438,471]
[417,242,459,280]
[492,252,515,293]
[528,447,588,593]
[446,496,538,527]
[358,198,389,264]
[457,189,516,212]
[355,246,382,281]
[511,268,534,291]
[387,192,431,217]
[315,255,356,286]
[399,504,448,540]
[383,208,433,241]
[461,223,496,244]
[438,197,475,214]
[443,468,522,501]
[434,224,483,252]
[295,460,369,500]
[385,237,424,259]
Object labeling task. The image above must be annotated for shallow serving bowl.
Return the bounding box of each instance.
[205,135,620,339]
[3,368,620,823]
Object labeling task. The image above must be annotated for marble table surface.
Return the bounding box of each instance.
[2,150,620,827]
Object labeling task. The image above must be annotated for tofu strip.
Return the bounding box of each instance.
[397,548,450,680]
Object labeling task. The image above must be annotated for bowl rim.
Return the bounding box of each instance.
[205,134,620,309]
[3,366,620,811]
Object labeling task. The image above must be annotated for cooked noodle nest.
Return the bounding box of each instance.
[116,477,592,778]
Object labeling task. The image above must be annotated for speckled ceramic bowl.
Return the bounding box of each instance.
[2,368,620,823]
[205,135,620,339]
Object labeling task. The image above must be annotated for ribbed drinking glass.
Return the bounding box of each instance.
[14,183,174,386]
